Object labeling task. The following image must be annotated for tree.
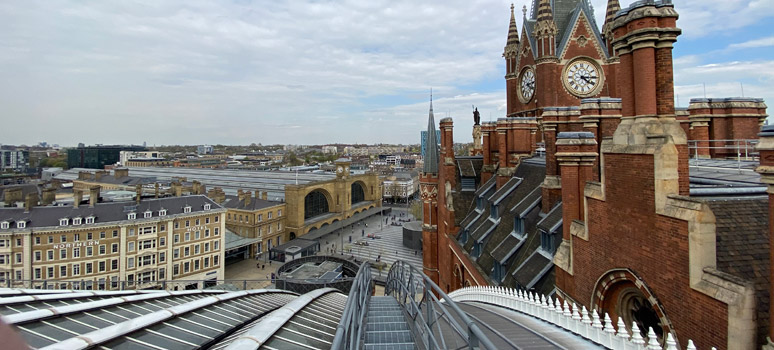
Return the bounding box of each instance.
[409,201,423,221]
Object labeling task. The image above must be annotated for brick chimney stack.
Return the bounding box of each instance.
[579,98,622,180]
[114,168,129,178]
[610,0,688,196]
[4,187,23,205]
[88,185,100,208]
[262,191,268,201]
[244,191,252,207]
[135,184,142,204]
[556,132,598,239]
[74,189,83,209]
[24,193,38,213]
[41,187,56,206]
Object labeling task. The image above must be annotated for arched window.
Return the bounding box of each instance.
[304,190,329,220]
[351,182,365,205]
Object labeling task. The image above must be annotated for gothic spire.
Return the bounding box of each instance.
[604,0,621,25]
[533,0,558,56]
[507,4,519,47]
[504,4,520,59]
[536,0,554,23]
[602,0,621,39]
[423,92,439,174]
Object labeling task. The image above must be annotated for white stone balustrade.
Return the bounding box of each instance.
[447,286,718,350]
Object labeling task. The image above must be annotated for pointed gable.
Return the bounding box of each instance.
[557,5,609,61]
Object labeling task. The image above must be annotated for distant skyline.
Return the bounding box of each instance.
[1,0,772,146]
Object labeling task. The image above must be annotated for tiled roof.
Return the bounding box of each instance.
[512,250,552,289]
[457,161,549,289]
[221,195,283,211]
[0,195,222,231]
[491,233,526,264]
[456,157,483,177]
[423,99,439,174]
[489,177,522,205]
[537,202,563,233]
[706,197,770,345]
[511,187,542,217]
[475,176,497,197]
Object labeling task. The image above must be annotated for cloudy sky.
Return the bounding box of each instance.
[1,0,773,147]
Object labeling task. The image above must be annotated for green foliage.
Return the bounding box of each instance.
[409,201,423,221]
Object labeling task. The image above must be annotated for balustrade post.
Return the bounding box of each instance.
[581,306,592,339]
[615,317,629,350]
[646,328,660,350]
[602,313,615,349]
[664,333,678,350]
[562,300,572,331]
[571,303,582,334]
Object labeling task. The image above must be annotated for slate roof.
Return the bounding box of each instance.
[511,187,542,217]
[221,195,283,211]
[537,202,563,233]
[491,233,526,264]
[0,195,223,231]
[489,177,522,205]
[525,0,602,60]
[475,176,497,197]
[512,251,552,289]
[456,157,483,177]
[423,99,439,174]
[706,197,770,345]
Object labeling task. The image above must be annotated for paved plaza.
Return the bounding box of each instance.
[224,206,424,285]
[316,207,423,277]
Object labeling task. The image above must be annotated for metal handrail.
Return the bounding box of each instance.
[384,260,498,350]
[331,262,372,350]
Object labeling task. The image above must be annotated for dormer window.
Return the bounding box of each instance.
[184,206,191,213]
[17,221,26,229]
[159,209,167,216]
[73,217,82,225]
[86,216,95,224]
[459,229,469,244]
[540,230,556,254]
[514,217,525,237]
[203,204,211,210]
[59,218,69,226]
[490,204,499,220]
[144,210,152,218]
[0,221,9,229]
[128,212,137,220]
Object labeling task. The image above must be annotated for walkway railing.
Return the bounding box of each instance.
[331,262,372,350]
[448,286,715,350]
[688,139,758,160]
[384,260,497,350]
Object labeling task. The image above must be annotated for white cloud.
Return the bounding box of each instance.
[727,36,774,50]
[0,0,772,146]
[588,1,774,39]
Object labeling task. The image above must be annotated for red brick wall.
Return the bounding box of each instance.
[656,47,675,116]
[567,153,728,349]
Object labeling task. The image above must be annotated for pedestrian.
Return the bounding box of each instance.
[256,263,260,269]
[262,264,265,270]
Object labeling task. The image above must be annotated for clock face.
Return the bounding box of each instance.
[336,166,343,173]
[519,67,535,103]
[563,58,603,97]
